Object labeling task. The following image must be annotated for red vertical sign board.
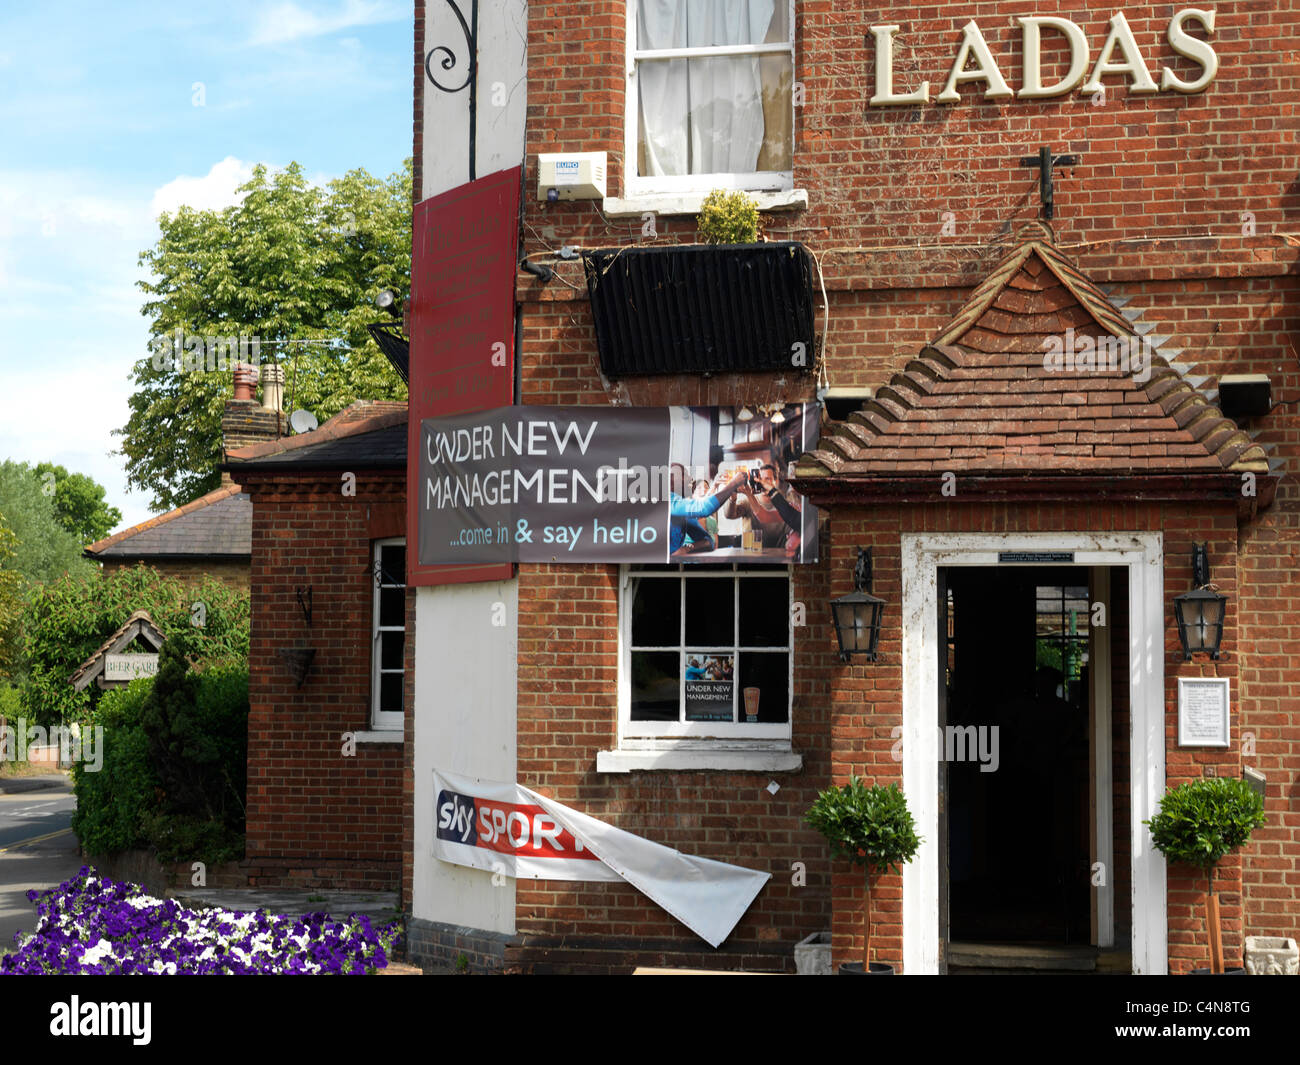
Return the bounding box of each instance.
[407,166,520,586]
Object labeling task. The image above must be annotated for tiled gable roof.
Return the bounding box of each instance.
[85,485,250,559]
[799,234,1272,481]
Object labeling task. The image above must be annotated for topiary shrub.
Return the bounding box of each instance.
[806,778,921,972]
[697,189,760,244]
[1145,776,1266,972]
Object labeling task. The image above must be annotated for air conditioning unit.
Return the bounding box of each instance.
[537,152,607,202]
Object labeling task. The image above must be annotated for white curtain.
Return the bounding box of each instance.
[637,0,776,177]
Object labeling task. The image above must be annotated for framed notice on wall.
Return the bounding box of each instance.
[1177,677,1230,748]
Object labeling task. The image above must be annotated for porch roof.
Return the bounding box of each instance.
[794,229,1277,506]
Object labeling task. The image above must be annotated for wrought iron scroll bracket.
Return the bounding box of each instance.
[424,0,479,181]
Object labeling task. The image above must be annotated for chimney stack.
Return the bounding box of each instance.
[221,362,285,485]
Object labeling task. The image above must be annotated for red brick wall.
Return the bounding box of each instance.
[511,556,835,972]
[506,1,1300,971]
[239,471,406,891]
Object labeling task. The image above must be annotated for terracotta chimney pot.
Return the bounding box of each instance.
[233,363,258,401]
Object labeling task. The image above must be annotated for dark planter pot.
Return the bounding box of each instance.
[1189,967,1246,975]
[581,242,816,376]
[839,962,894,975]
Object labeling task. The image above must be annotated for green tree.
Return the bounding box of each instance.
[32,462,122,546]
[0,515,24,681]
[0,461,93,587]
[20,564,248,727]
[119,160,412,512]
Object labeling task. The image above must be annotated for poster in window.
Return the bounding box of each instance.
[684,654,734,721]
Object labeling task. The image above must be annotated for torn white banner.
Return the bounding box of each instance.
[434,768,770,948]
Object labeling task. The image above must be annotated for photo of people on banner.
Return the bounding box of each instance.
[667,404,816,562]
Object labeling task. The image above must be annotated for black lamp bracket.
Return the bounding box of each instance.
[296,586,313,628]
[1191,543,1210,589]
[854,547,873,594]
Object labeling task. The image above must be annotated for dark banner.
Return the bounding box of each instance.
[418,404,820,565]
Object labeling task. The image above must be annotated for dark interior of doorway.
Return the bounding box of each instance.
[946,566,1091,945]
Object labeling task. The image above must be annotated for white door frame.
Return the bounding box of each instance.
[899,532,1167,974]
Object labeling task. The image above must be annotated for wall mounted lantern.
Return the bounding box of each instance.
[1173,543,1227,660]
[831,547,885,662]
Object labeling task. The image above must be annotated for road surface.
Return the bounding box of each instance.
[0,775,81,952]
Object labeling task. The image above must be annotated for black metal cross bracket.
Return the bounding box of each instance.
[1018,146,1081,220]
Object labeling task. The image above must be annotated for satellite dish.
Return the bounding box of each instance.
[290,409,318,434]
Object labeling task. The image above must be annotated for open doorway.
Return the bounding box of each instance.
[944,567,1093,945]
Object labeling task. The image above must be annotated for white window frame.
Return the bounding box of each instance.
[623,0,796,200]
[616,563,794,747]
[370,537,406,732]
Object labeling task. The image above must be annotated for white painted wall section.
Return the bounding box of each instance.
[413,579,518,932]
[421,0,528,198]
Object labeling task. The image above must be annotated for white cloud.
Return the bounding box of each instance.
[249,0,405,46]
[150,157,255,217]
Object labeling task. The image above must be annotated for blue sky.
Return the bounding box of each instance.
[0,1,412,532]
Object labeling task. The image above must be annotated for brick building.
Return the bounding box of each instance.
[225,401,408,891]
[402,1,1298,973]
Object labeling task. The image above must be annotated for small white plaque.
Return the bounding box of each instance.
[104,653,159,682]
[1177,677,1230,747]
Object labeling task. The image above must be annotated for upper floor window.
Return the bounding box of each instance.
[626,0,794,197]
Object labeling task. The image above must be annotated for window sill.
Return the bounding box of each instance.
[602,188,808,219]
[596,748,803,773]
[353,729,404,744]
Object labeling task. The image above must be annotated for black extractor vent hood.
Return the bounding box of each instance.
[582,242,816,377]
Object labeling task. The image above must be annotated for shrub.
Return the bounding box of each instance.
[138,644,248,864]
[70,653,249,866]
[1145,777,1266,881]
[806,778,921,971]
[697,189,760,244]
[71,678,159,856]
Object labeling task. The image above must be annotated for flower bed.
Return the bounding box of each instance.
[1,868,403,975]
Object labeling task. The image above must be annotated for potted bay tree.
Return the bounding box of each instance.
[1145,776,1266,975]
[806,777,921,975]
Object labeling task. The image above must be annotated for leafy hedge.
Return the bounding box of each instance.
[21,563,248,727]
[71,678,159,855]
[72,647,248,865]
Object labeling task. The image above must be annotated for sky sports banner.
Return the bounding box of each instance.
[434,769,770,947]
[418,403,820,565]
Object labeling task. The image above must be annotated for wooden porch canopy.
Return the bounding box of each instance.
[793,228,1279,516]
